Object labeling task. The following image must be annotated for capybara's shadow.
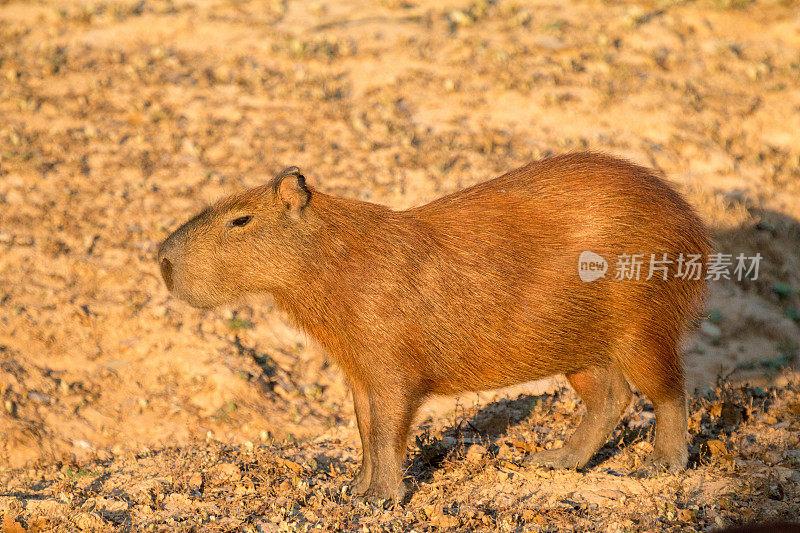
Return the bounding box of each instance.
[406,391,553,488]
[405,387,651,490]
[403,371,774,497]
[711,206,800,308]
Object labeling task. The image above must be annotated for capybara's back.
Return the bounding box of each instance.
[392,153,709,396]
[159,152,712,502]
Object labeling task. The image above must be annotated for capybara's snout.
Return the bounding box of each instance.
[156,216,233,309]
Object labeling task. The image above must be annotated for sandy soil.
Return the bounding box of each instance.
[1,0,799,530]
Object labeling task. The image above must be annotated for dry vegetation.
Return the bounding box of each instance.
[1,0,799,530]
[2,377,800,531]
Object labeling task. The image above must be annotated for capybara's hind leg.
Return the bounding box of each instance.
[526,366,631,469]
[650,393,688,471]
[621,345,688,472]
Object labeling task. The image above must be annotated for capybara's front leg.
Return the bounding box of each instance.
[363,389,421,504]
[350,380,372,495]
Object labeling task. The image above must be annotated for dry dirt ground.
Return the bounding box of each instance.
[1,0,799,530]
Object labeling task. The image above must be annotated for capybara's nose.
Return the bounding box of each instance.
[160,258,174,291]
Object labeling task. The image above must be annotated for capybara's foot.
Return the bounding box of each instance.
[524,447,588,470]
[653,448,688,471]
[632,450,687,477]
[349,471,370,496]
[360,483,406,506]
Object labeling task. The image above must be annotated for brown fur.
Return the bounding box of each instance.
[158,152,712,501]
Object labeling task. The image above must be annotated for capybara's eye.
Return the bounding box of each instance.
[230,215,253,227]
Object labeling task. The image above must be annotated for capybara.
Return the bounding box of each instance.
[158,152,711,502]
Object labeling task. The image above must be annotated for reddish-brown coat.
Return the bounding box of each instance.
[159,152,712,501]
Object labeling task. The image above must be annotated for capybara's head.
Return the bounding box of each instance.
[158,167,312,308]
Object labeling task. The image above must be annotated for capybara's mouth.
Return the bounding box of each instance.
[160,258,174,292]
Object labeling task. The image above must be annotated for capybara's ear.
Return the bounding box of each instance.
[273,167,310,212]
